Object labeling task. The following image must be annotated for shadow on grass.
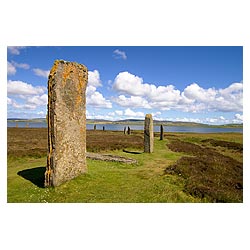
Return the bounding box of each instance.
[18,166,46,188]
[123,149,143,154]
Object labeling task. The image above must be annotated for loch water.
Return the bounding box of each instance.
[7,122,243,133]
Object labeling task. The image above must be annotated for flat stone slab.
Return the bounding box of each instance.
[86,152,137,164]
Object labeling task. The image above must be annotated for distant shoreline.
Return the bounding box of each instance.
[7,118,243,129]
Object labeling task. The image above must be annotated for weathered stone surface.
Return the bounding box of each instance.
[144,114,154,153]
[45,60,88,187]
[86,152,137,164]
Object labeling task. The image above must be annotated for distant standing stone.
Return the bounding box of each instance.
[124,126,126,134]
[160,124,164,140]
[127,126,131,135]
[94,124,96,130]
[45,60,88,187]
[144,114,154,153]
[103,126,105,131]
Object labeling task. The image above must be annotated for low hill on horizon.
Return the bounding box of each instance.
[7,118,243,128]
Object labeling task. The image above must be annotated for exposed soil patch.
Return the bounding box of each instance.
[166,139,243,202]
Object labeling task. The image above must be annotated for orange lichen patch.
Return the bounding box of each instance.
[62,64,76,87]
[75,68,88,107]
[45,94,53,186]
[80,127,85,137]
[75,79,84,107]
[75,94,83,107]
[49,60,60,77]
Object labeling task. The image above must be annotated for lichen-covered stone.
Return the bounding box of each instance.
[45,60,88,187]
[144,114,154,153]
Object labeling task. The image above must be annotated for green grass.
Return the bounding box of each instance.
[7,139,199,203]
[8,132,242,203]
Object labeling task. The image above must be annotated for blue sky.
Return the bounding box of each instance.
[7,46,243,124]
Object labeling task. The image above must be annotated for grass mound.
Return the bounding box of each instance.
[201,138,243,152]
[165,139,243,202]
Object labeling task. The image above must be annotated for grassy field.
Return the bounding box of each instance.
[7,128,243,203]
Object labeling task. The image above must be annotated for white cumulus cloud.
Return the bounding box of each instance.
[88,70,102,87]
[7,80,46,96]
[113,71,145,96]
[115,110,123,116]
[86,70,112,108]
[113,72,181,102]
[33,68,50,78]
[234,113,243,122]
[7,61,16,75]
[114,95,151,108]
[7,97,13,105]
[183,83,217,103]
[8,61,30,76]
[8,46,26,55]
[113,71,243,113]
[8,61,30,75]
[87,91,112,108]
[12,61,30,70]
[124,108,144,117]
[27,94,48,106]
[113,49,127,60]
[12,103,37,110]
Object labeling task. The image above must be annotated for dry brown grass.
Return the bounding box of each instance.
[7,128,47,157]
[7,128,144,157]
[165,138,243,202]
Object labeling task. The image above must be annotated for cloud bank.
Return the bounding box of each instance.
[7,69,243,124]
[86,70,112,108]
[113,71,243,113]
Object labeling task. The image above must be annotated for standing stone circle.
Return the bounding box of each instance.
[144,114,154,153]
[45,60,88,187]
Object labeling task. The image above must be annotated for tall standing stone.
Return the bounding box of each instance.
[160,124,164,140]
[127,126,131,135]
[144,114,154,153]
[45,60,88,187]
